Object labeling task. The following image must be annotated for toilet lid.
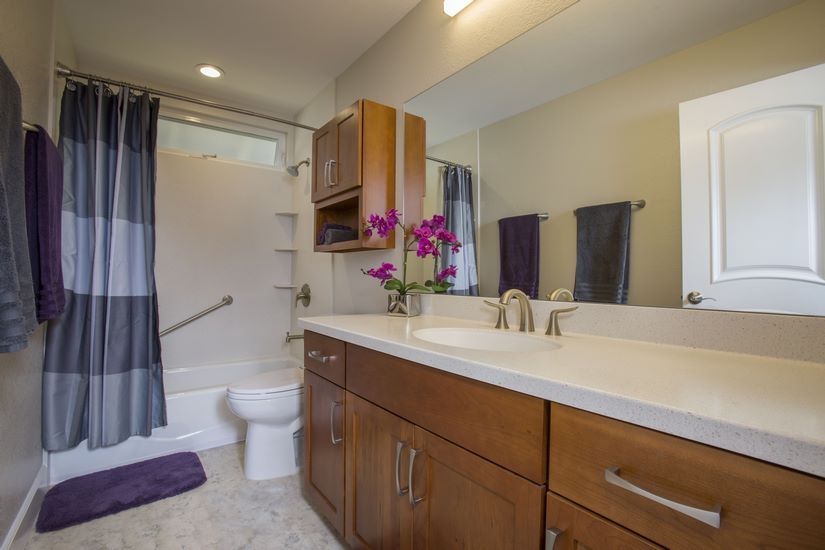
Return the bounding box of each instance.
[227,367,304,396]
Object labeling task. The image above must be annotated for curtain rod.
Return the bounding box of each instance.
[427,155,472,171]
[55,64,319,132]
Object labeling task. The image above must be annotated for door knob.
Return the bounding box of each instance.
[686,291,716,305]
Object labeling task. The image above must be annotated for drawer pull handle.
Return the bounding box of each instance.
[329,401,343,445]
[545,528,564,550]
[395,440,409,496]
[408,448,425,507]
[604,467,721,528]
[308,350,334,364]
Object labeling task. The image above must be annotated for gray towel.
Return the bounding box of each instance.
[0,55,37,352]
[574,201,631,304]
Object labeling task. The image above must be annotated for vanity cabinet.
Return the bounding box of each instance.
[345,393,414,549]
[303,330,825,549]
[549,403,825,549]
[303,332,546,548]
[344,386,543,550]
[312,99,396,253]
[303,330,347,536]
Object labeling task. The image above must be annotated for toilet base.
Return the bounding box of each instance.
[243,418,302,480]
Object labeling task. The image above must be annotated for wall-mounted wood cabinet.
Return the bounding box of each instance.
[312,99,396,253]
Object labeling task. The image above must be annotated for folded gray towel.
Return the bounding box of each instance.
[324,228,359,245]
[0,55,37,352]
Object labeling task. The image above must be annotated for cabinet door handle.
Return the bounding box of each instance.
[323,160,330,188]
[395,440,409,496]
[604,466,721,528]
[308,350,334,364]
[408,447,425,507]
[328,159,337,186]
[545,528,564,550]
[329,401,343,445]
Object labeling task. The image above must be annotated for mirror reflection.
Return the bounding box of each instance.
[405,0,825,315]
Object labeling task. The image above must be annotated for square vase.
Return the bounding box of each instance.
[387,293,421,317]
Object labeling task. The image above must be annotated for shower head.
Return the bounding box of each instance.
[287,158,311,177]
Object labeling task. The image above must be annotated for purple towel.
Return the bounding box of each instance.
[24,125,64,322]
[498,214,540,298]
[36,452,207,532]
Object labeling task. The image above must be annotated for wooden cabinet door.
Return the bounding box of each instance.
[346,393,414,550]
[332,102,360,196]
[311,118,337,202]
[410,426,544,550]
[546,492,662,550]
[303,370,345,535]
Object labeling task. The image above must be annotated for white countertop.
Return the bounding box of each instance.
[299,314,825,478]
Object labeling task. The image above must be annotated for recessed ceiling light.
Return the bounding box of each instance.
[444,0,473,17]
[196,64,224,78]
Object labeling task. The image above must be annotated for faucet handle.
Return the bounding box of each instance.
[484,300,510,330]
[546,306,578,336]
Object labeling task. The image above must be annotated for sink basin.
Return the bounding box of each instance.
[413,328,561,353]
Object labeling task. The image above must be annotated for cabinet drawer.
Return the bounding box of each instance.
[304,331,346,386]
[347,344,547,483]
[546,492,661,550]
[549,403,825,549]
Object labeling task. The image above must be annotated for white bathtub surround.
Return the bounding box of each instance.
[299,314,825,478]
[48,357,297,484]
[226,368,305,480]
[22,444,345,550]
[419,294,825,363]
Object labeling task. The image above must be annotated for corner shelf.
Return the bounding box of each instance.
[273,247,298,252]
[275,211,299,217]
[273,283,297,289]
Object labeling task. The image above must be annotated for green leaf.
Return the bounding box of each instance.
[383,279,403,292]
[405,282,431,294]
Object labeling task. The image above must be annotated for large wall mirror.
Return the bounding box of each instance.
[404,0,825,316]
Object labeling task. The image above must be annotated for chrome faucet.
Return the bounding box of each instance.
[546,306,578,336]
[499,289,535,332]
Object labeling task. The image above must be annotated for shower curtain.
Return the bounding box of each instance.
[440,166,479,295]
[42,80,166,451]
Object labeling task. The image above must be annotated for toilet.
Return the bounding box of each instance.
[226,367,304,480]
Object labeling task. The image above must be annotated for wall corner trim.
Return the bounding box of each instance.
[1,463,47,550]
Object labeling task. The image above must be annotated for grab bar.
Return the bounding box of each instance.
[160,295,233,337]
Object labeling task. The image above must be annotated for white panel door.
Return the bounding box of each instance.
[680,63,825,315]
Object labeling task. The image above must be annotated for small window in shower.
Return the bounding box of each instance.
[157,116,286,169]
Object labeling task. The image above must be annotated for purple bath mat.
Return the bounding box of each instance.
[36,451,207,532]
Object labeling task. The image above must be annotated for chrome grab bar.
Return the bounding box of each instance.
[159,295,233,337]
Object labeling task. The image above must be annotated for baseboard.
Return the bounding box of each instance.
[1,463,47,550]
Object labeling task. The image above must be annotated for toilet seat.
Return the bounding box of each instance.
[227,367,304,401]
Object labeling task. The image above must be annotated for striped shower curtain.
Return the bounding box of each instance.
[440,166,479,295]
[42,80,166,451]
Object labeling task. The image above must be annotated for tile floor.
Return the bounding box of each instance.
[21,444,346,550]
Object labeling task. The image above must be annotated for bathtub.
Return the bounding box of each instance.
[48,356,299,484]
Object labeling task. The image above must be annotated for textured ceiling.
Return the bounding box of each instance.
[61,0,420,117]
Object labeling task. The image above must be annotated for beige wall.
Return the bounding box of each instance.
[0,0,66,542]
[328,0,577,313]
[426,0,825,306]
